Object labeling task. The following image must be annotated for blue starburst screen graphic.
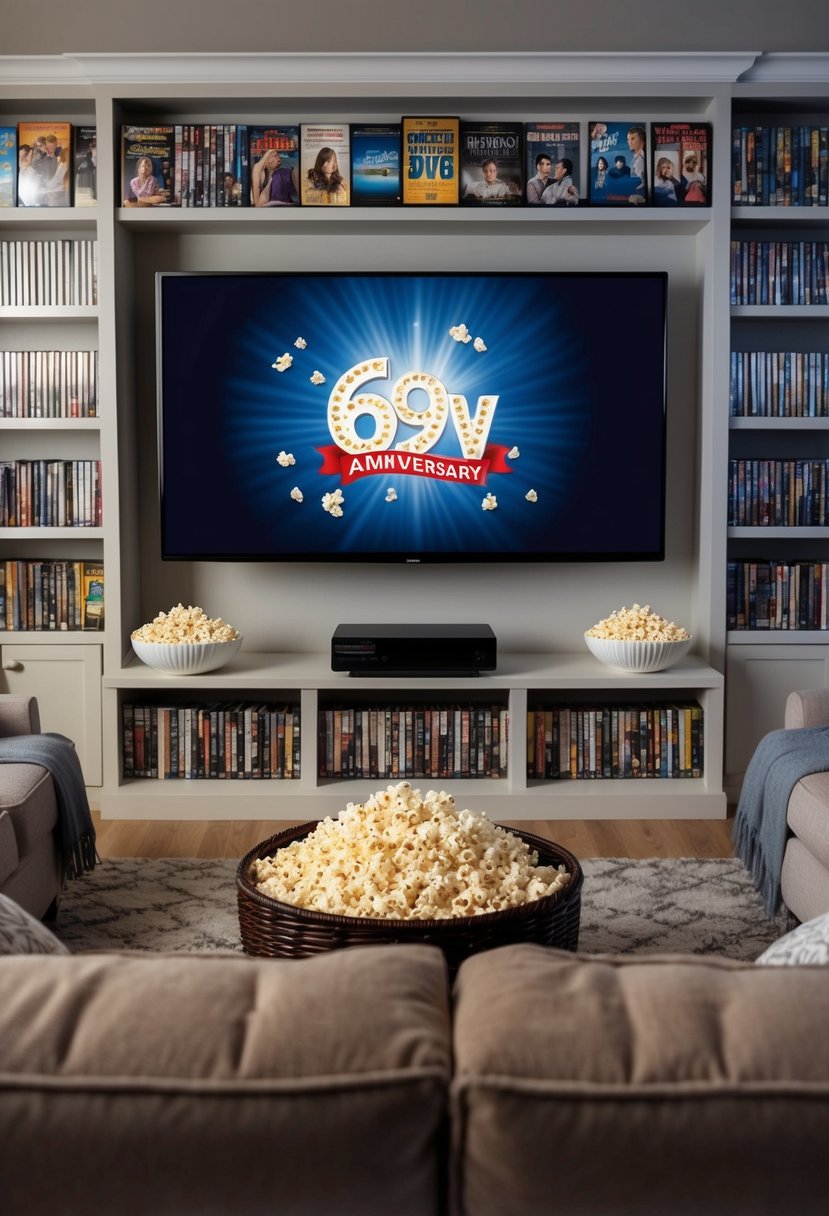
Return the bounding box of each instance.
[158,271,666,562]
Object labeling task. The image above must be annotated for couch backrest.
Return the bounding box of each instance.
[451,943,829,1216]
[2,942,828,1216]
[0,944,451,1216]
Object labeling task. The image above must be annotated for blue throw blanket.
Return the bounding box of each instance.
[0,733,97,882]
[732,724,829,917]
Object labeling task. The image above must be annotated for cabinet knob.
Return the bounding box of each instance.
[2,661,24,672]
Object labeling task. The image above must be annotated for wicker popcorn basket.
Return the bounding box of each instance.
[236,822,583,977]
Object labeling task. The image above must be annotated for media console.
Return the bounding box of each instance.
[100,649,726,823]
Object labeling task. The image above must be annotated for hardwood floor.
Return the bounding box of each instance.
[91,810,737,860]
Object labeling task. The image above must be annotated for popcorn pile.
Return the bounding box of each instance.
[250,781,570,920]
[131,603,239,644]
[585,603,690,642]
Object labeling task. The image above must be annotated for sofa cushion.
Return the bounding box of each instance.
[757,910,829,965]
[0,944,450,1216]
[787,772,829,871]
[0,762,58,856]
[451,942,829,1216]
[0,891,67,955]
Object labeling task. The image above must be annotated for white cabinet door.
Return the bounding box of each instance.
[725,645,829,799]
[0,644,103,785]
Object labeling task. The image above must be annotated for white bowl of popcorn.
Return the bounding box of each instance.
[584,604,692,673]
[131,604,242,675]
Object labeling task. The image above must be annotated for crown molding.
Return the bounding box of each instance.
[737,52,829,82]
[0,55,87,85]
[0,50,762,88]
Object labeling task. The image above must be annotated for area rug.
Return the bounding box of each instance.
[51,856,790,960]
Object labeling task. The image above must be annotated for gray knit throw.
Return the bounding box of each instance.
[732,724,829,916]
[0,733,97,882]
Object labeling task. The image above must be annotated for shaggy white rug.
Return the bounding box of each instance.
[51,856,789,961]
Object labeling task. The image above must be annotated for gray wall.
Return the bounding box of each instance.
[4,0,829,55]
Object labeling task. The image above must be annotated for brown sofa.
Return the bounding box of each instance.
[1,941,827,1216]
[781,689,829,924]
[0,694,62,919]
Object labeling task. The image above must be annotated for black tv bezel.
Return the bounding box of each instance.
[156,269,668,564]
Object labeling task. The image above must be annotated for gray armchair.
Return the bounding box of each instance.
[781,689,829,924]
[0,695,62,919]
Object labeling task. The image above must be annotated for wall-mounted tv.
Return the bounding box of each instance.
[157,270,667,562]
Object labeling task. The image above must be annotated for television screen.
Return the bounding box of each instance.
[157,270,667,562]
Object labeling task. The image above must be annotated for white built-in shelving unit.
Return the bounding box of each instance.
[724,65,829,794]
[1,51,827,819]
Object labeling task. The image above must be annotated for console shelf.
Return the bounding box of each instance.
[100,651,726,821]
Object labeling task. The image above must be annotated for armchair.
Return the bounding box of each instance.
[0,695,62,920]
[781,688,829,924]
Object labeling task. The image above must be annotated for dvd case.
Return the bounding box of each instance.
[300,124,350,206]
[460,121,523,205]
[121,126,174,207]
[17,121,72,207]
[652,122,711,206]
[350,123,401,205]
[524,121,582,205]
[248,126,299,206]
[588,121,648,206]
[0,127,16,207]
[73,126,97,207]
[401,116,460,205]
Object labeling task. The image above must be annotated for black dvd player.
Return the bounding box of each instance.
[332,623,497,676]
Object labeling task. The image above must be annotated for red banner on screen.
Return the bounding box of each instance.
[316,445,512,487]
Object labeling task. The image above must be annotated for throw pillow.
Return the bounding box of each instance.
[756,910,829,966]
[0,892,69,955]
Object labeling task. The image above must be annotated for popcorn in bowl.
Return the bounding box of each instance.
[585,603,689,643]
[584,604,692,674]
[249,781,571,920]
[131,603,240,645]
[131,604,242,675]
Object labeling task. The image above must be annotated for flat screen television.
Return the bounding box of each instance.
[157,269,667,562]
